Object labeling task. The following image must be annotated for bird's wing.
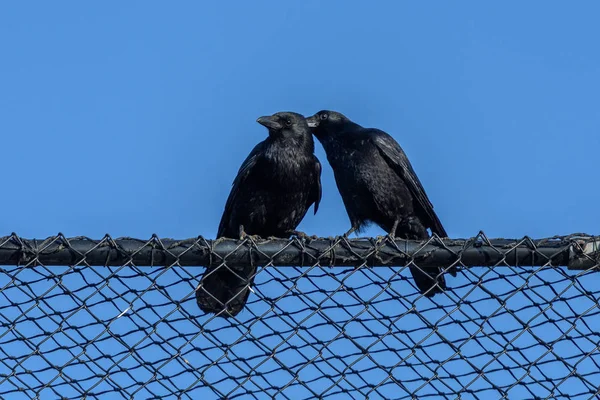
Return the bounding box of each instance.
[217,141,266,238]
[311,157,323,214]
[370,129,447,237]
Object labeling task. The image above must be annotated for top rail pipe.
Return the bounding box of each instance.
[0,233,598,270]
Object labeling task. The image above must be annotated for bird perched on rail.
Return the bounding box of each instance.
[306,110,455,297]
[196,112,322,318]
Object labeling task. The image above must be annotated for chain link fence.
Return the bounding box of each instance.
[0,233,599,399]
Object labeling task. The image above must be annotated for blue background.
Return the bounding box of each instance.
[2,1,599,240]
[1,2,599,399]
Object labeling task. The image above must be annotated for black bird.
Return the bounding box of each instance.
[306,110,455,297]
[196,112,322,317]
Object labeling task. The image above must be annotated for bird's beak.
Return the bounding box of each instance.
[257,116,282,130]
[306,115,319,129]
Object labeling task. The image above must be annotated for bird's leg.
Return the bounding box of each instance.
[388,219,400,241]
[286,230,318,240]
[376,219,400,245]
[343,226,357,239]
[238,225,261,241]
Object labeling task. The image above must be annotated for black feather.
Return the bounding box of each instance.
[196,112,322,317]
[307,110,454,298]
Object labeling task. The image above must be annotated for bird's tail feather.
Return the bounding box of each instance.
[196,264,257,318]
[409,265,446,297]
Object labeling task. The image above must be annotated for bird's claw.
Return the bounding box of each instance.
[238,225,262,241]
[374,235,387,245]
[244,234,262,242]
[287,230,318,241]
[213,237,227,245]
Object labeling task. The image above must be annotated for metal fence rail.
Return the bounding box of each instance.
[1,233,599,399]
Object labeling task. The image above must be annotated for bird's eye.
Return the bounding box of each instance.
[285,119,292,126]
[320,113,328,120]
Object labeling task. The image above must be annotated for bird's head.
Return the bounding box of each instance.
[256,112,312,142]
[305,110,350,140]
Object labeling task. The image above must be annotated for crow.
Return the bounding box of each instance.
[196,111,322,317]
[306,110,455,297]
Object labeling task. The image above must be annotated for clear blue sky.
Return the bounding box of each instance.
[1,2,599,399]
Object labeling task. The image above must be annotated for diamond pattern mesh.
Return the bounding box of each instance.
[0,233,599,399]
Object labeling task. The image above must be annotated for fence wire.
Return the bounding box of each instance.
[0,233,599,399]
